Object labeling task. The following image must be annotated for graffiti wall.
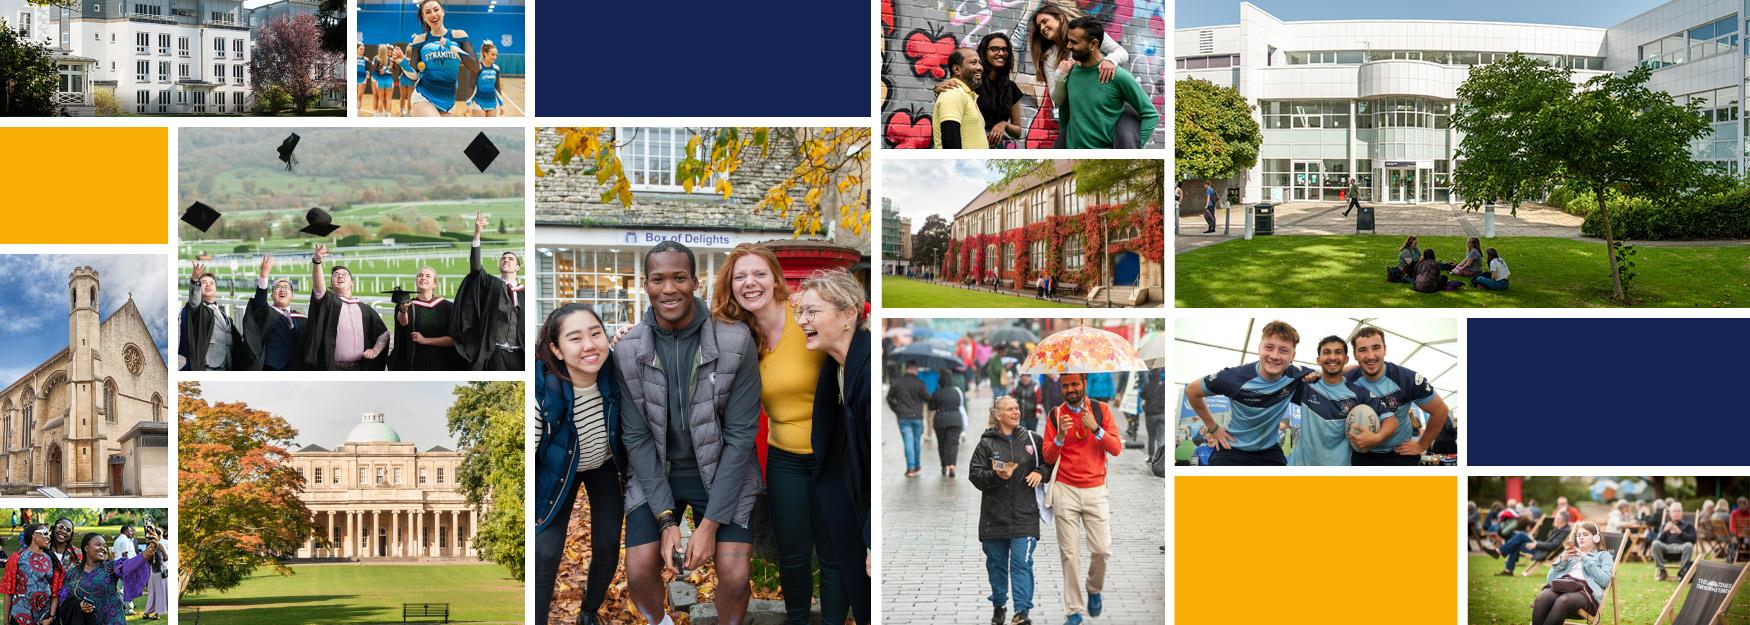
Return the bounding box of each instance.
[881,0,1166,149]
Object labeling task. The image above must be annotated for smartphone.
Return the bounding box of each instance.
[672,544,686,572]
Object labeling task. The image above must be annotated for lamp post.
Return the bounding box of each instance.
[1101,212,1111,308]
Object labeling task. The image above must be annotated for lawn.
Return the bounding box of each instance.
[1176,236,1750,307]
[881,276,1083,308]
[181,563,523,625]
[1468,554,1750,624]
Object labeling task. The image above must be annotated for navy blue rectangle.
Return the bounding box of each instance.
[535,1,871,117]
[1468,318,1750,466]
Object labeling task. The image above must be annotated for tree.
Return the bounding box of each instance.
[176,382,313,598]
[253,84,291,114]
[1175,78,1262,182]
[0,23,58,116]
[446,382,524,579]
[317,0,345,54]
[1453,56,1712,303]
[539,127,871,237]
[913,214,952,273]
[248,14,334,113]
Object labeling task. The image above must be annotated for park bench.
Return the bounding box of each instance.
[403,602,450,623]
[1053,281,1081,297]
[996,278,1015,290]
[178,607,199,624]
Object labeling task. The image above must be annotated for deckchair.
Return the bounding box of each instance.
[1565,530,1628,625]
[1651,559,1749,625]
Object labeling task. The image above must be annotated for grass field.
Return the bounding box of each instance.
[882,276,1083,308]
[181,199,525,249]
[182,563,522,625]
[1468,554,1750,624]
[1176,236,1750,307]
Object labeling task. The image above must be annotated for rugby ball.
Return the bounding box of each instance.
[1346,404,1381,452]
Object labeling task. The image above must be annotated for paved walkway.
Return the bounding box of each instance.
[881,384,1164,624]
[1174,202,1590,254]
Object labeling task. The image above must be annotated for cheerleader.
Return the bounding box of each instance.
[389,0,476,117]
[470,42,502,117]
[373,46,396,117]
[355,43,368,109]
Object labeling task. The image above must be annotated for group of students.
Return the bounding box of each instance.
[1391,235,1512,292]
[1,519,171,625]
[534,242,871,625]
[1183,322,1452,466]
[178,212,523,372]
[354,0,505,117]
[930,6,1159,149]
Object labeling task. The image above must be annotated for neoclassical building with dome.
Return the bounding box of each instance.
[288,411,479,561]
[0,266,169,496]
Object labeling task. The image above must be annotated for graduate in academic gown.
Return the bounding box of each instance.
[389,266,465,371]
[451,211,524,371]
[177,263,247,371]
[241,253,308,371]
[302,244,389,371]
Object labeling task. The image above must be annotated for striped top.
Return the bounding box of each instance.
[573,384,610,472]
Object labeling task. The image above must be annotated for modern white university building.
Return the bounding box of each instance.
[1177,0,1748,205]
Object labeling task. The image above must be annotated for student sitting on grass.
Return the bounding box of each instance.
[1471,248,1510,291]
[1388,236,1420,283]
[1450,237,1485,277]
[1413,249,1447,294]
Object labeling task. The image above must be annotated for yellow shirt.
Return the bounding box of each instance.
[761,307,826,454]
[932,80,989,149]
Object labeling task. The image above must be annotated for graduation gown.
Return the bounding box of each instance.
[242,286,308,371]
[390,297,465,371]
[303,291,388,371]
[451,245,524,371]
[178,299,246,371]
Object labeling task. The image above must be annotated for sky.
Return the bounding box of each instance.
[883,159,1002,232]
[1176,0,1660,29]
[198,381,465,450]
[0,255,168,385]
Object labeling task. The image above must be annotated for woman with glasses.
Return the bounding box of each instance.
[708,245,843,625]
[795,268,872,625]
[934,33,1026,148]
[2,524,59,625]
[51,532,161,625]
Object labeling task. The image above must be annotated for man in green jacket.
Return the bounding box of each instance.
[1060,17,1159,149]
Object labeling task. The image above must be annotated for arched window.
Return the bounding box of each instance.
[150,393,162,421]
[21,389,34,449]
[103,379,118,423]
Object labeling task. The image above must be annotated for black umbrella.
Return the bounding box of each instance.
[987,327,1038,345]
[891,342,965,372]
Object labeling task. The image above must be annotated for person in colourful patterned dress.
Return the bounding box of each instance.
[2,523,60,625]
[50,533,156,625]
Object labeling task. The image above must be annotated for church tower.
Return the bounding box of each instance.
[66,267,100,489]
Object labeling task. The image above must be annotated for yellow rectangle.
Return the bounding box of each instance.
[0,128,167,244]
[1177,476,1458,624]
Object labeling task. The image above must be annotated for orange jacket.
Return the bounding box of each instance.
[1041,400,1122,488]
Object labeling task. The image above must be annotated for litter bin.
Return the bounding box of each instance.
[1356,205,1375,233]
[1253,203,1275,235]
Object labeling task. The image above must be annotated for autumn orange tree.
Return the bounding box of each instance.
[176,382,314,598]
[538,127,872,237]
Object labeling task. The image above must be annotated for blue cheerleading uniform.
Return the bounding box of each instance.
[356,56,367,84]
[400,28,471,113]
[374,63,394,90]
[472,64,501,111]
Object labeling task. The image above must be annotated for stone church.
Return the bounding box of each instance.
[0,267,169,496]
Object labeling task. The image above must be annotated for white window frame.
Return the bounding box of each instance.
[158,33,170,56]
[135,60,149,82]
[157,90,168,113]
[157,61,169,83]
[177,36,190,58]
[233,38,243,59]
[136,32,149,55]
[135,89,148,113]
[616,127,707,192]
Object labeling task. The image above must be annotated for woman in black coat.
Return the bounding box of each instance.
[795,269,872,625]
[968,395,1052,625]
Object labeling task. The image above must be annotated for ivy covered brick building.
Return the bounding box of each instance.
[942,160,1164,306]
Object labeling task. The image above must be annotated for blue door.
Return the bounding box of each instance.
[1113,252,1140,286]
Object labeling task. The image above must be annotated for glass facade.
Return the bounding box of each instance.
[1686,86,1742,172]
[1283,49,1603,69]
[1640,14,1738,70]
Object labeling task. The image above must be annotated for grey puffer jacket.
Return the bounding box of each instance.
[614,302,764,528]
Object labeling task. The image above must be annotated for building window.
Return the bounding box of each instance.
[191,90,205,113]
[177,36,189,57]
[232,38,243,59]
[1029,239,1046,271]
[157,90,168,113]
[298,467,307,481]
[233,64,243,84]
[420,469,427,484]
[358,467,366,484]
[151,393,162,420]
[1002,243,1016,273]
[1030,188,1047,222]
[314,467,323,485]
[178,63,189,80]
[375,467,385,484]
[617,127,707,192]
[436,467,444,484]
[158,62,169,82]
[136,61,149,82]
[1063,236,1083,274]
[1063,178,1081,215]
[213,63,224,80]
[136,32,149,55]
[158,34,170,56]
[212,38,224,55]
[394,467,402,484]
[103,380,116,423]
[234,91,243,110]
